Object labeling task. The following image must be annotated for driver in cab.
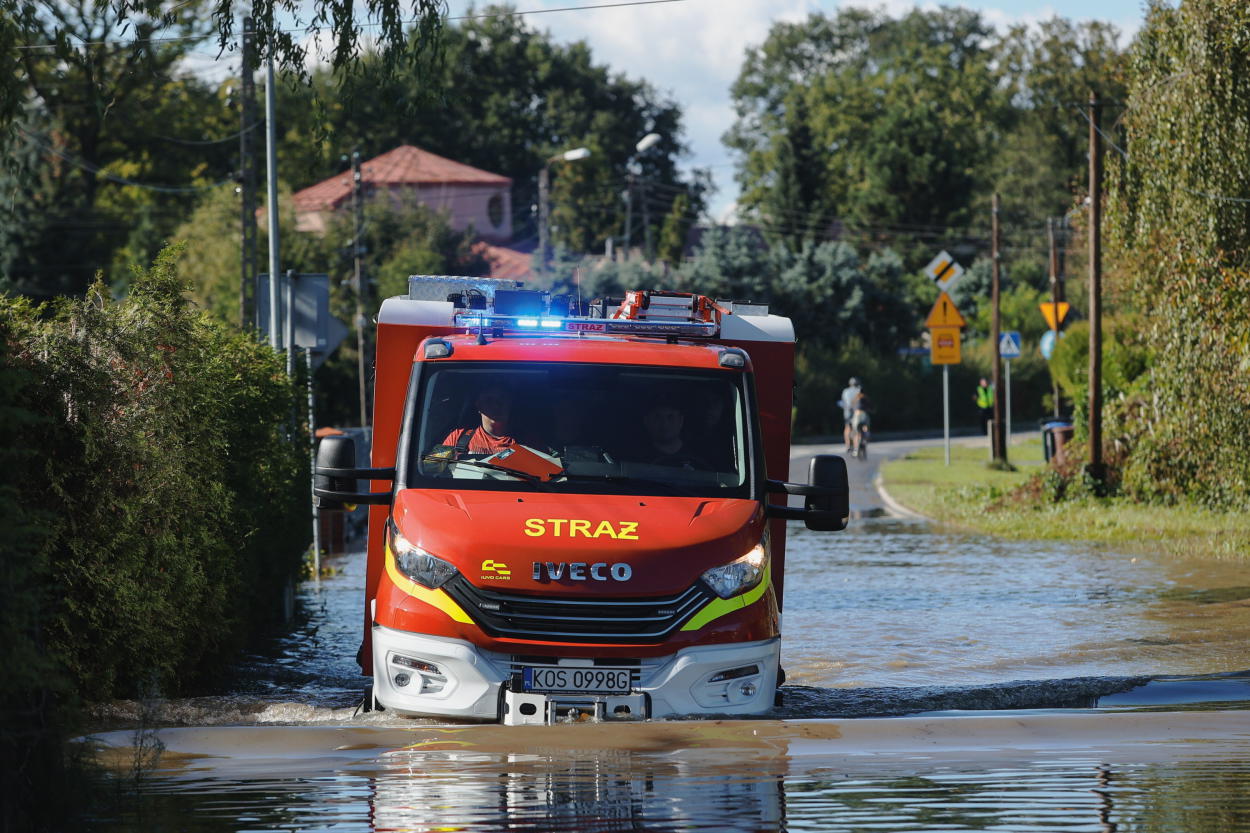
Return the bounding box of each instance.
[442,389,532,456]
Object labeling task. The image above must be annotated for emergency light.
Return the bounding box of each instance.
[451,312,719,338]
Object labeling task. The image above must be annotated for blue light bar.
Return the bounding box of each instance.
[452,313,719,338]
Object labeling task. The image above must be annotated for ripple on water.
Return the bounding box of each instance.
[782,518,1250,688]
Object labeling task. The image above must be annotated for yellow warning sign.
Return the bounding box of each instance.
[930,326,961,365]
[925,292,967,329]
[1039,301,1070,331]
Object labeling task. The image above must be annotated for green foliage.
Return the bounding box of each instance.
[726,7,1125,282]
[1,245,308,700]
[0,1,446,141]
[658,193,692,265]
[2,2,242,299]
[0,307,81,833]
[1105,0,1250,508]
[275,8,703,257]
[729,8,1002,238]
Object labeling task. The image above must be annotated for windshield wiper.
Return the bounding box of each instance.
[422,455,549,486]
[555,472,683,495]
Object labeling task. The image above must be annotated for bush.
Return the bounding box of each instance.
[1,245,308,700]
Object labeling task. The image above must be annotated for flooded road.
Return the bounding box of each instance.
[83,437,1250,831]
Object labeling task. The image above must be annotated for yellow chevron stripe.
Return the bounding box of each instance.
[385,542,474,624]
[681,563,772,632]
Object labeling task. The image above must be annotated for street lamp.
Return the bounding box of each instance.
[538,146,591,274]
[625,133,661,261]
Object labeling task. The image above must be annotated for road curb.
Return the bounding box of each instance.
[872,472,933,522]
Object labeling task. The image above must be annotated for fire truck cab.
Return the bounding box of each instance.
[315,277,849,724]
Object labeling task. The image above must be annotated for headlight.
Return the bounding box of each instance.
[701,537,769,599]
[388,521,459,589]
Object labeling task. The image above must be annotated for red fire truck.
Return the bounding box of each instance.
[315,277,848,724]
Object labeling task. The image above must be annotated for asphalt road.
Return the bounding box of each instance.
[789,431,1023,517]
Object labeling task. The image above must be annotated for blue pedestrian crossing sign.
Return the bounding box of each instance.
[999,331,1022,360]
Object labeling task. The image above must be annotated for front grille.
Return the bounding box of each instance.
[444,576,713,643]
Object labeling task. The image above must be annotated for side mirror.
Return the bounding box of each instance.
[315,436,358,512]
[804,454,849,531]
[763,454,849,531]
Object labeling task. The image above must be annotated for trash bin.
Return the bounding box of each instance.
[1041,419,1074,464]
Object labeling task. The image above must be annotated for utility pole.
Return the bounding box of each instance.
[351,150,369,428]
[990,192,1006,462]
[640,174,652,262]
[536,148,591,275]
[264,53,280,351]
[537,165,549,275]
[1087,91,1104,483]
[238,16,257,330]
[623,174,634,261]
[1047,217,1062,417]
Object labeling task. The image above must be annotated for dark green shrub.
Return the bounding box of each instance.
[1,245,308,700]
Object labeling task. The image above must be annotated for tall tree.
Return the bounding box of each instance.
[991,17,1127,223]
[728,7,1004,252]
[1106,0,1250,507]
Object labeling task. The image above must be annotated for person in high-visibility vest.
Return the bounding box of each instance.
[974,377,994,434]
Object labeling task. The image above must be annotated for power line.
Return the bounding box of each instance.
[1073,104,1250,204]
[17,128,236,194]
[14,0,693,52]
[154,121,261,146]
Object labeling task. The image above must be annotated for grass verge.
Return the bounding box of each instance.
[880,440,1250,559]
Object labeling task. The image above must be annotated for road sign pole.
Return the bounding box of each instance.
[307,346,320,586]
[1005,359,1012,447]
[943,364,951,466]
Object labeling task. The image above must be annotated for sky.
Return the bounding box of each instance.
[439,0,1148,221]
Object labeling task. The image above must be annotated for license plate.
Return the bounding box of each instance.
[523,666,631,694]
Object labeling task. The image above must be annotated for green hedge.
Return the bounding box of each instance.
[0,245,309,703]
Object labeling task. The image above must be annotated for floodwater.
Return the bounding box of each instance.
[82,440,1250,831]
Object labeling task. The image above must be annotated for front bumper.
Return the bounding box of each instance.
[371,624,780,721]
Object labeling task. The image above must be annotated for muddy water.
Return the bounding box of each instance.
[83,442,1250,831]
[782,516,1250,691]
[87,713,1250,831]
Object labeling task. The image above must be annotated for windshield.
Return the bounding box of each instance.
[403,361,753,498]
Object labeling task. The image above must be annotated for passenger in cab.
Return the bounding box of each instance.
[637,393,708,469]
[688,389,735,471]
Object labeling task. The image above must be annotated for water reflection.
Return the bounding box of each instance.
[372,749,783,832]
[87,731,1250,833]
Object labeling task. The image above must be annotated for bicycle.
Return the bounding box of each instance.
[853,421,869,460]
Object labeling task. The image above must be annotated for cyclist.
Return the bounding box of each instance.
[839,376,862,453]
[850,390,872,458]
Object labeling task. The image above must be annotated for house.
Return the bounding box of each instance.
[290,145,516,247]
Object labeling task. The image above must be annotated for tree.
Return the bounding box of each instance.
[274,9,703,258]
[3,1,237,298]
[657,193,691,265]
[728,7,1004,253]
[991,18,1127,223]
[1105,0,1250,507]
[0,0,446,137]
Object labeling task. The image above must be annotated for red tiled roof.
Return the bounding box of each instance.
[291,145,512,212]
[474,242,532,281]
